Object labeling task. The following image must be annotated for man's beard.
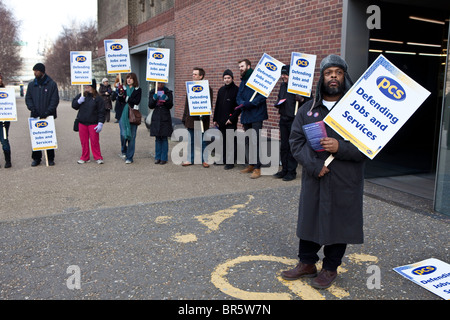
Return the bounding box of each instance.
[322,80,345,97]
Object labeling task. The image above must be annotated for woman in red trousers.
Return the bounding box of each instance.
[72,80,106,164]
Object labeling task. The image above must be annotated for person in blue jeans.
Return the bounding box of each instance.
[148,82,174,164]
[118,73,142,164]
[181,67,213,168]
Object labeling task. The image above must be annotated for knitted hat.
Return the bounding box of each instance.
[320,54,348,74]
[314,54,353,101]
[33,63,46,73]
[281,65,290,75]
[223,69,234,79]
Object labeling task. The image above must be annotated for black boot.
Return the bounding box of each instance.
[4,150,11,168]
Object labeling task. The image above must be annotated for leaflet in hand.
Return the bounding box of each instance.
[302,121,327,152]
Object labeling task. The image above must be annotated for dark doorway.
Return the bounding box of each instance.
[365,1,449,179]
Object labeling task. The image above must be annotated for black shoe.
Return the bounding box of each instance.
[4,161,11,168]
[31,160,41,167]
[160,161,167,165]
[48,160,55,166]
[283,173,296,181]
[224,164,234,170]
[155,159,161,164]
[273,171,286,179]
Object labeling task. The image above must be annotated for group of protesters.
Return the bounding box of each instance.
[3,60,309,182]
[2,54,368,290]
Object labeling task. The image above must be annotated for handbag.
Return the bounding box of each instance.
[145,109,153,129]
[73,118,79,132]
[129,106,142,125]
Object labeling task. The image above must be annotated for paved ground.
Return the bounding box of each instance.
[0,98,449,301]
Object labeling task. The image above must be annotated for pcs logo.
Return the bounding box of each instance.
[296,59,309,68]
[76,56,87,63]
[110,44,123,51]
[153,53,164,60]
[35,121,49,129]
[412,266,436,276]
[376,77,406,101]
[192,85,204,93]
[0,92,9,99]
[265,62,278,72]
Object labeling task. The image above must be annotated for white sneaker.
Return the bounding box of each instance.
[96,159,104,164]
[77,160,90,164]
[119,154,126,159]
[125,160,132,164]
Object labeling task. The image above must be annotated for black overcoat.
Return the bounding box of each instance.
[148,87,174,137]
[289,99,366,245]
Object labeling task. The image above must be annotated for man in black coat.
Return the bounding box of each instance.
[274,65,308,181]
[281,55,365,289]
[25,63,60,167]
[213,69,241,169]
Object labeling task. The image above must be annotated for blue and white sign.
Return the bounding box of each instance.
[70,51,92,85]
[0,88,17,121]
[186,80,211,116]
[394,258,450,300]
[104,39,131,74]
[246,53,283,98]
[29,116,58,151]
[324,54,431,159]
[288,52,317,97]
[146,48,170,83]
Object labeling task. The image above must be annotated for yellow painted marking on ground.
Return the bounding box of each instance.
[347,253,379,265]
[173,233,198,243]
[195,195,254,232]
[211,255,296,300]
[155,216,172,224]
[277,276,325,300]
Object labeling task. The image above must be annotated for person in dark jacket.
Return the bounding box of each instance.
[281,55,365,289]
[236,59,268,179]
[112,74,125,123]
[25,63,59,167]
[182,67,213,168]
[118,73,142,164]
[72,79,105,164]
[0,73,11,168]
[273,65,308,181]
[213,69,240,170]
[99,78,113,122]
[148,82,174,165]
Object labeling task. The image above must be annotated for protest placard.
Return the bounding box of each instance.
[29,116,58,152]
[104,39,131,74]
[0,87,17,140]
[394,258,450,300]
[70,51,92,85]
[288,52,317,98]
[146,48,170,83]
[323,54,430,160]
[0,88,17,122]
[246,53,283,100]
[186,80,212,116]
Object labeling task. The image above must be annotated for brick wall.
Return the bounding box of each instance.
[98,0,344,130]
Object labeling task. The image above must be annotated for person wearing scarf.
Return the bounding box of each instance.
[118,73,142,164]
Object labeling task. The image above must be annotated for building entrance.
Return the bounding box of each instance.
[363,1,449,194]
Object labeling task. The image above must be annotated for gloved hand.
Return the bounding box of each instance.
[78,96,85,104]
[94,122,103,133]
[118,85,125,96]
[161,94,168,101]
[153,94,158,100]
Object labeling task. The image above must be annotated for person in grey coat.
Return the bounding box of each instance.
[281,55,365,289]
